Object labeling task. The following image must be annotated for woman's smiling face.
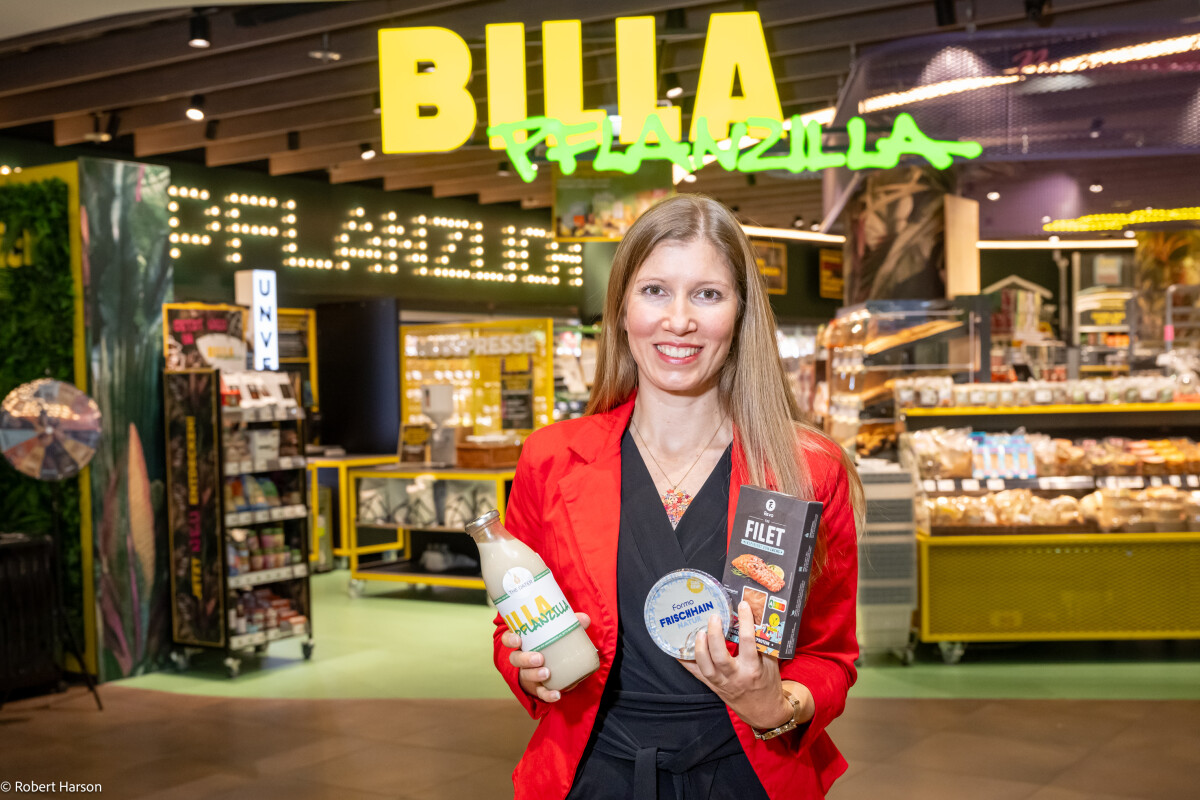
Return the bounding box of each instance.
[622,238,739,399]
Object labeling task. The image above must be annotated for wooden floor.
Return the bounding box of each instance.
[2,686,1198,799]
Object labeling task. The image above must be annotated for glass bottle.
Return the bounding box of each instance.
[466,509,599,691]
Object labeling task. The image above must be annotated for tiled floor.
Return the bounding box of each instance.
[3,686,1198,799]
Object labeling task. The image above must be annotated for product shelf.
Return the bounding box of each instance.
[227,563,309,590]
[223,456,306,476]
[902,403,1200,434]
[222,406,305,424]
[224,504,308,527]
[229,626,311,651]
[920,475,1199,494]
[352,559,486,590]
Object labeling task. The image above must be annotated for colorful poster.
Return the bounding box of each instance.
[79,158,175,679]
[752,240,787,295]
[164,370,224,647]
[553,162,673,242]
[164,303,247,372]
[819,249,844,300]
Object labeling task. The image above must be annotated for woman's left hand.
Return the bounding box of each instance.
[678,601,810,731]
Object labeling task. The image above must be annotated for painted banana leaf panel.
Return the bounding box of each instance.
[843,165,951,305]
[0,177,84,647]
[164,370,224,646]
[1134,231,1200,345]
[79,159,173,680]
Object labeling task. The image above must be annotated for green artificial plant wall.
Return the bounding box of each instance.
[0,177,85,645]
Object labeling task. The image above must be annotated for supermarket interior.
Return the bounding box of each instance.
[1,1,1200,798]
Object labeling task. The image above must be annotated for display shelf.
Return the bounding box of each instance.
[902,403,1200,434]
[863,321,965,363]
[227,563,309,590]
[165,367,315,677]
[222,406,305,424]
[224,504,308,527]
[347,465,514,591]
[229,627,310,651]
[917,475,1188,493]
[223,456,307,476]
[352,559,486,590]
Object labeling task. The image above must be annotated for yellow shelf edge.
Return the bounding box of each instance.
[350,570,485,589]
[919,630,1200,642]
[918,530,1200,546]
[904,403,1200,416]
[348,468,516,480]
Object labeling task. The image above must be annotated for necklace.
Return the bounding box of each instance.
[631,415,725,528]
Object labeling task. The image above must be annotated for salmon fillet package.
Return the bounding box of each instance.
[722,486,823,658]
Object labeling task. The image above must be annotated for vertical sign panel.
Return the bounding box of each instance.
[235,269,278,370]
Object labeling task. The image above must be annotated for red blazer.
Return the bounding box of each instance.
[493,395,859,799]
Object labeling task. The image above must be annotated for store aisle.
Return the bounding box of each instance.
[3,685,1197,799]
[116,572,1200,702]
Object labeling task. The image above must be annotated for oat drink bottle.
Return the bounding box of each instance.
[465,510,599,691]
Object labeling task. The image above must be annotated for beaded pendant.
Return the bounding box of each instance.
[662,488,693,528]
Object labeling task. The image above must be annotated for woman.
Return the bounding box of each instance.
[493,194,864,800]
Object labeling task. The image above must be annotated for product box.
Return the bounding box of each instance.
[722,486,823,659]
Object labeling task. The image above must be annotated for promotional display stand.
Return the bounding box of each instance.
[164,368,314,677]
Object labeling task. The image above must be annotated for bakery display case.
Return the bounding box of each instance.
[900,402,1200,661]
[825,300,985,458]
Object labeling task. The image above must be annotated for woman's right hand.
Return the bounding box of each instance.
[503,612,591,702]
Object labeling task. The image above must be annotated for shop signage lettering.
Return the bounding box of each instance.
[411,333,539,358]
[378,12,983,180]
[235,269,278,370]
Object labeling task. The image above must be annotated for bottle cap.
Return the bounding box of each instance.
[464,509,500,536]
[643,568,731,660]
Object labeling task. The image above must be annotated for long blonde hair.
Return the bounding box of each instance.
[586,194,865,558]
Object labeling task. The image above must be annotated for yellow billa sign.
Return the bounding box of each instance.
[378,13,982,183]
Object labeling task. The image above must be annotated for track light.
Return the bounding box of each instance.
[1089,117,1104,139]
[934,0,956,26]
[287,131,300,151]
[186,94,205,121]
[372,91,382,115]
[360,143,377,160]
[498,161,512,177]
[188,12,211,49]
[987,191,1001,201]
[1089,182,1103,193]
[308,32,341,63]
[1024,0,1050,23]
[417,61,435,73]
[83,112,112,143]
[204,119,219,140]
[792,215,805,229]
[664,73,683,100]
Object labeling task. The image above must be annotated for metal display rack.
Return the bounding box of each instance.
[164,368,315,678]
[346,464,514,595]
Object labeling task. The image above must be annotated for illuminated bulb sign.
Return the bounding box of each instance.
[377,12,983,182]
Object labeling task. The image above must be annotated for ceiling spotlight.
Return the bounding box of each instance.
[682,172,697,183]
[1024,0,1050,23]
[1089,182,1104,193]
[986,191,1001,201]
[811,223,821,231]
[360,143,376,160]
[1089,117,1104,139]
[372,91,382,115]
[417,61,435,74]
[188,12,211,49]
[287,131,300,151]
[1041,215,1052,224]
[1049,235,1061,243]
[664,73,683,100]
[934,0,956,26]
[185,94,205,121]
[1124,230,1136,238]
[792,215,805,229]
[308,32,341,63]
[498,161,512,177]
[83,112,112,143]
[204,119,219,140]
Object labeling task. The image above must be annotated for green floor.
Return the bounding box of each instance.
[117,571,1200,701]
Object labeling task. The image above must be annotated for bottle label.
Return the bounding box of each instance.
[493,567,580,652]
